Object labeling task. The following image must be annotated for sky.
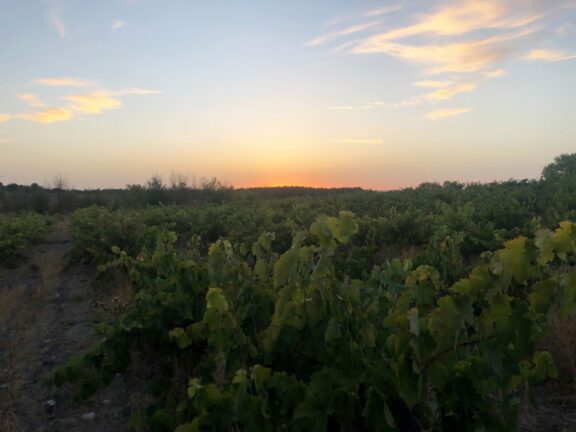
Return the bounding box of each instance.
[1,0,576,189]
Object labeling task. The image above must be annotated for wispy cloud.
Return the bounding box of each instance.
[312,0,576,119]
[426,107,473,120]
[63,91,122,114]
[60,87,162,113]
[355,1,543,44]
[363,4,404,18]
[423,69,505,101]
[0,137,12,144]
[326,97,423,111]
[18,108,74,124]
[118,88,163,95]
[424,82,478,101]
[353,28,537,74]
[324,3,403,27]
[345,0,575,71]
[555,22,572,34]
[305,21,380,47]
[3,79,161,124]
[34,77,95,88]
[18,93,46,108]
[327,68,505,111]
[524,49,576,61]
[45,1,66,38]
[414,80,454,89]
[113,19,127,30]
[49,11,66,38]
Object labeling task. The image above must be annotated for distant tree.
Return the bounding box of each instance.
[31,191,50,213]
[541,153,576,180]
[169,171,189,190]
[443,181,464,190]
[125,184,146,207]
[146,174,164,190]
[540,153,576,222]
[52,174,69,212]
[200,176,232,191]
[145,174,167,204]
[417,182,442,189]
[52,174,69,190]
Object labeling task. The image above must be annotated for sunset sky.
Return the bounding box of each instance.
[1,0,576,189]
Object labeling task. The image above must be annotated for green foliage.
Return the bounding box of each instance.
[0,212,50,264]
[53,205,576,431]
[541,153,576,180]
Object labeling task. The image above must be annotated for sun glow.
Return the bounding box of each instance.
[1,0,575,188]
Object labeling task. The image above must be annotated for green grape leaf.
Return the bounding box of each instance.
[325,317,341,344]
[206,288,229,312]
[451,267,491,300]
[529,280,556,315]
[310,216,337,253]
[532,351,558,380]
[187,378,202,399]
[175,419,201,432]
[362,325,376,347]
[428,296,460,347]
[551,221,575,258]
[535,229,555,265]
[274,247,299,288]
[170,327,192,349]
[328,211,359,244]
[491,293,512,333]
[493,237,531,284]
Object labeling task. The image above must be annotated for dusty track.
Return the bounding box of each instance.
[0,219,131,431]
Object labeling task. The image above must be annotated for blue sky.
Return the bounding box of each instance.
[1,0,576,189]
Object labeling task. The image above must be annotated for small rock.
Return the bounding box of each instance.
[45,399,56,416]
[102,399,111,405]
[81,412,96,421]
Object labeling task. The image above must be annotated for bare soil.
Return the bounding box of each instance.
[0,219,139,432]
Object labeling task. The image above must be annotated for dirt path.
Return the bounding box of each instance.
[0,219,131,432]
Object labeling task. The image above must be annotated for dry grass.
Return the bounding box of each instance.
[0,235,64,432]
[0,284,25,431]
[0,329,23,432]
[519,314,576,431]
[546,314,576,388]
[0,284,26,332]
[91,271,134,320]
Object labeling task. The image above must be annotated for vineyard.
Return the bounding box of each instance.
[54,207,575,431]
[3,0,576,427]
[1,156,576,431]
[0,212,50,265]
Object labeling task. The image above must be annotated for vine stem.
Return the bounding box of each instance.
[421,335,495,373]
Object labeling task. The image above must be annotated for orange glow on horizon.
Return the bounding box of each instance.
[235,179,335,189]
[233,177,404,190]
